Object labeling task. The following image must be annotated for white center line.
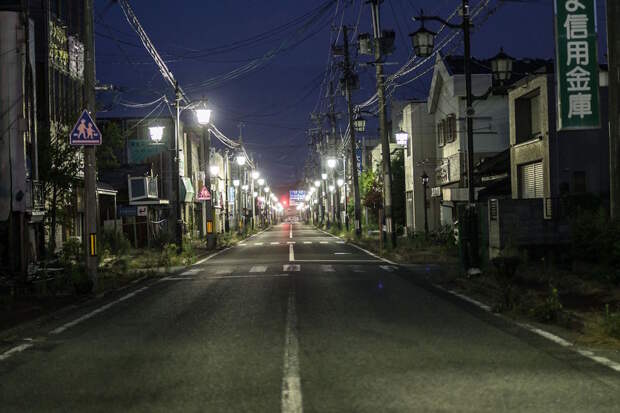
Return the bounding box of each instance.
[255,242,264,246]
[290,223,293,239]
[303,241,312,244]
[319,241,328,244]
[281,287,303,413]
[271,242,280,245]
[289,244,295,262]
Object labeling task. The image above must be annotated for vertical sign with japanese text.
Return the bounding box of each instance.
[555,0,600,130]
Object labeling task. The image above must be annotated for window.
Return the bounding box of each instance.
[515,89,541,144]
[437,121,445,147]
[446,114,456,143]
[518,161,544,199]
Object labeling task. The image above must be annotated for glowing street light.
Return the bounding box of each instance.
[251,170,260,180]
[257,178,265,186]
[314,180,320,188]
[233,179,240,187]
[148,126,164,143]
[327,158,337,169]
[337,178,344,187]
[321,173,328,180]
[209,165,220,176]
[195,102,212,125]
[236,153,246,166]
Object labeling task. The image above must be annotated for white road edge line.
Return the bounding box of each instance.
[289,244,295,262]
[281,287,303,413]
[0,343,33,361]
[437,285,620,373]
[316,228,397,265]
[49,286,150,335]
[194,247,231,265]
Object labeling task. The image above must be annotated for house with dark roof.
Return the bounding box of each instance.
[427,53,549,228]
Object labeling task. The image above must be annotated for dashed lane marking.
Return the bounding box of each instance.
[271,242,280,245]
[254,242,264,246]
[216,268,232,275]
[250,265,268,273]
[303,241,312,244]
[281,286,302,412]
[319,241,328,244]
[289,244,295,262]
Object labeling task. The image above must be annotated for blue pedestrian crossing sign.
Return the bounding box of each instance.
[69,110,102,145]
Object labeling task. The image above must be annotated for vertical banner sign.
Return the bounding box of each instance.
[555,0,600,130]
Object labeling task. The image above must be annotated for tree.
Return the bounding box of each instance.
[391,150,406,232]
[96,122,124,170]
[38,121,83,253]
[360,169,383,219]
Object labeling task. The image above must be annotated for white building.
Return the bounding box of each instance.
[401,101,439,234]
[427,54,516,225]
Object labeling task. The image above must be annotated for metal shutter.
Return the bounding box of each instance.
[519,162,544,199]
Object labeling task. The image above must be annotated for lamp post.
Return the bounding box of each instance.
[410,3,513,273]
[251,170,259,229]
[235,153,246,233]
[421,171,429,240]
[195,102,215,249]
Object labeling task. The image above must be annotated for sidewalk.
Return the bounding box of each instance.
[0,228,269,336]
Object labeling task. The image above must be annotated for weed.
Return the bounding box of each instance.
[530,286,563,322]
[602,304,620,339]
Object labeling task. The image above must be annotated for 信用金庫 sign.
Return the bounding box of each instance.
[554,0,600,130]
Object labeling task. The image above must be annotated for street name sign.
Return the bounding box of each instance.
[554,0,600,130]
[70,110,102,145]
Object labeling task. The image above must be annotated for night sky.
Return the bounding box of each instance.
[94,0,609,195]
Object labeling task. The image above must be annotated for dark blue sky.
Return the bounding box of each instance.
[94,0,608,193]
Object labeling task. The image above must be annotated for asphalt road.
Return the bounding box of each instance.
[1,223,619,412]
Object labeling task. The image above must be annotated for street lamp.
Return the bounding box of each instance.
[327,158,337,169]
[395,129,408,146]
[195,104,212,125]
[233,179,240,187]
[251,170,260,180]
[314,180,320,187]
[242,184,249,191]
[490,47,513,83]
[194,101,215,249]
[329,185,335,193]
[148,126,164,143]
[409,23,435,58]
[337,178,344,187]
[236,153,246,166]
[421,171,429,240]
[257,178,265,186]
[265,186,270,193]
[321,173,327,180]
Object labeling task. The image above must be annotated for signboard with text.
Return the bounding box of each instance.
[554,0,600,130]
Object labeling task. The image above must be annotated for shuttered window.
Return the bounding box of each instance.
[519,162,544,199]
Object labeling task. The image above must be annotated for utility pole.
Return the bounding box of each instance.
[83,0,98,289]
[342,25,362,237]
[328,82,342,229]
[203,128,215,249]
[369,0,396,247]
[608,0,620,220]
[174,83,183,251]
[462,0,479,271]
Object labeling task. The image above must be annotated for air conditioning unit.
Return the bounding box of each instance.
[128,176,158,201]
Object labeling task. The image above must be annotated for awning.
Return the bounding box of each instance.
[180,177,195,203]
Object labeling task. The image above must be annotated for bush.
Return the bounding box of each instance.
[159,243,177,269]
[603,304,620,339]
[571,208,620,267]
[530,286,563,322]
[68,263,93,294]
[101,230,131,256]
[60,238,82,265]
